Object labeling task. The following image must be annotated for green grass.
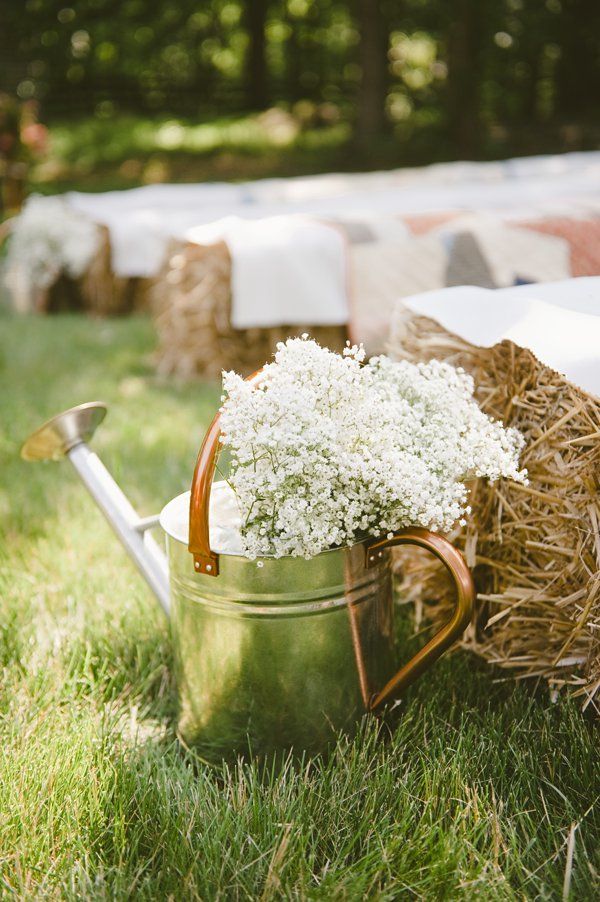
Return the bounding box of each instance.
[0,312,599,899]
[24,109,600,197]
[30,112,355,194]
[29,109,462,195]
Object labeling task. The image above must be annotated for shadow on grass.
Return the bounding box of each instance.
[80,649,600,899]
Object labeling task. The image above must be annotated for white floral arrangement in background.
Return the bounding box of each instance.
[4,196,101,311]
[219,336,527,559]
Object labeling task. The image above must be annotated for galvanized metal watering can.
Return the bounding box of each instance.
[22,398,475,763]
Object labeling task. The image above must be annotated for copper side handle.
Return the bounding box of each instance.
[366,527,475,711]
[188,370,262,577]
[188,411,222,576]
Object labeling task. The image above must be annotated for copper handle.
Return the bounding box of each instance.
[188,371,262,576]
[366,527,475,711]
[188,411,223,576]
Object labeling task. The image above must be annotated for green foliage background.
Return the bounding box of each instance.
[2,0,600,163]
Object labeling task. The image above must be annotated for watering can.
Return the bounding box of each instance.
[22,399,475,763]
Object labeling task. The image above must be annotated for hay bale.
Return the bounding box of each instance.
[13,225,152,316]
[389,307,600,711]
[151,240,347,379]
[77,226,141,316]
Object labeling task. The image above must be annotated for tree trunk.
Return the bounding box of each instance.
[285,16,304,103]
[446,0,482,157]
[356,0,388,138]
[244,0,269,110]
[555,0,599,120]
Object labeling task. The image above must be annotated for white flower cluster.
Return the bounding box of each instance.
[219,337,527,559]
[5,196,101,302]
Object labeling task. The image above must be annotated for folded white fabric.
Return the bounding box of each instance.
[401,277,600,396]
[21,152,599,336]
[186,215,348,329]
[67,186,252,278]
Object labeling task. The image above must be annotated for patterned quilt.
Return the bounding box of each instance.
[335,203,600,350]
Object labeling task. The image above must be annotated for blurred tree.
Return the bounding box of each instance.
[445,0,489,157]
[1,0,598,163]
[555,0,600,120]
[355,0,389,138]
[244,0,269,109]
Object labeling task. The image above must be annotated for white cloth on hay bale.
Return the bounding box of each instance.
[185,216,348,329]
[399,276,600,397]
[62,151,600,332]
[6,151,600,331]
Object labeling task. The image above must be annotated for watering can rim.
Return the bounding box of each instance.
[161,485,242,558]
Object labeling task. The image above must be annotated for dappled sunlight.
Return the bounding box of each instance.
[31,113,352,193]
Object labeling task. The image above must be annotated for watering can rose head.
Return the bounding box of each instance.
[219,337,527,560]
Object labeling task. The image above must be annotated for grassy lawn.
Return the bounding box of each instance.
[28,111,457,195]
[27,112,600,198]
[30,113,355,194]
[0,312,598,899]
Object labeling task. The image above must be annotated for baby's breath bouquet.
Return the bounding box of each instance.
[219,337,526,559]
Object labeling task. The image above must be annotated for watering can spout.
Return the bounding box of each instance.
[21,403,170,615]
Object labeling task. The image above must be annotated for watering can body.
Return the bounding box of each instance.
[162,490,395,760]
[22,401,475,764]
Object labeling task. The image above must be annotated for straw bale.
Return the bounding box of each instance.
[151,240,347,378]
[77,226,138,315]
[21,226,153,316]
[389,306,600,711]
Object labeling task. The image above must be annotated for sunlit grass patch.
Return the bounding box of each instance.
[30,112,352,193]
